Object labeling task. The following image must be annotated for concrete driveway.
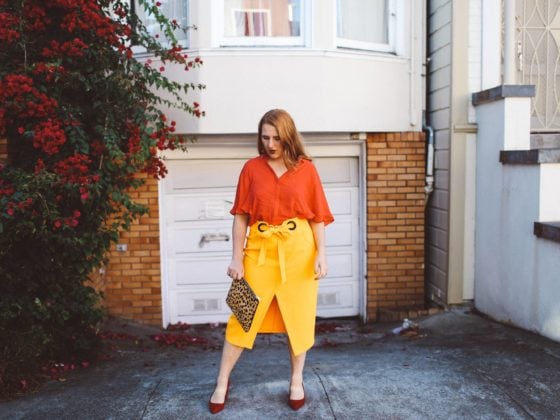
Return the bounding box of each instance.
[2,308,560,419]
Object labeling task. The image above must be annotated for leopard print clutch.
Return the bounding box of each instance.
[226,277,260,332]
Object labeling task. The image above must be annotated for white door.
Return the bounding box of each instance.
[161,156,360,325]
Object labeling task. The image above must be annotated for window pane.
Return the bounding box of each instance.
[224,0,301,38]
[136,0,189,45]
[337,0,388,45]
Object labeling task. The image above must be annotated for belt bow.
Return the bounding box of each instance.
[256,219,297,284]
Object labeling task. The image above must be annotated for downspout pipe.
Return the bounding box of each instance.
[423,0,435,208]
[423,114,434,207]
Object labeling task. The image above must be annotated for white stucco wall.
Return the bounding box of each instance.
[161,52,414,134]
[474,95,560,343]
[534,239,560,341]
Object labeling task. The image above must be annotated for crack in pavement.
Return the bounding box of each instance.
[140,378,162,419]
[475,369,537,420]
[312,366,337,420]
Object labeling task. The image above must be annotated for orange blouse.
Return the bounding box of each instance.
[230,156,334,226]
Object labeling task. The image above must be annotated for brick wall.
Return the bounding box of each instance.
[0,138,7,161]
[86,133,428,325]
[101,173,163,325]
[5,133,426,325]
[366,132,426,321]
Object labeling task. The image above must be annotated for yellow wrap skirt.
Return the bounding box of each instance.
[225,218,318,356]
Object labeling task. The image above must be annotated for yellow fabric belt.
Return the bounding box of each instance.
[255,218,298,284]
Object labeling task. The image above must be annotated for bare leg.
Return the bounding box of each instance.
[289,342,306,400]
[210,340,244,404]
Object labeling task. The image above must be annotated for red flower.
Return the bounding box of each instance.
[156,2,162,6]
[32,119,67,155]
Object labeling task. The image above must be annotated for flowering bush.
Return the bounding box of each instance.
[0,0,203,395]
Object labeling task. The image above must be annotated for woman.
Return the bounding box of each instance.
[209,109,334,414]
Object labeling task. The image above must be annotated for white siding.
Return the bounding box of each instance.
[426,0,452,305]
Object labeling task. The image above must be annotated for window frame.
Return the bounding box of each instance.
[216,0,309,47]
[126,0,190,54]
[335,0,397,53]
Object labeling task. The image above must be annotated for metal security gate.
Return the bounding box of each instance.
[516,0,560,131]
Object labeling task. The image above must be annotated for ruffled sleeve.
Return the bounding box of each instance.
[305,161,334,226]
[230,161,252,216]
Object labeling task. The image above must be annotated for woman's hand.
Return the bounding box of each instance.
[314,252,328,280]
[227,259,244,281]
[227,214,249,280]
[310,221,327,280]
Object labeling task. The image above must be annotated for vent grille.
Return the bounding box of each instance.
[193,298,220,312]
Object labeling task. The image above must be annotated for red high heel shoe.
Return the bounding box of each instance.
[209,381,229,414]
[288,384,305,411]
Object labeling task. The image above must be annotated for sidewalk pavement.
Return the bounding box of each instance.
[2,307,560,419]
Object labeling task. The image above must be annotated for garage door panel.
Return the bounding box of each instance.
[325,189,355,216]
[170,288,230,324]
[170,256,230,287]
[326,219,357,248]
[165,160,244,192]
[327,252,354,278]
[314,158,358,187]
[167,222,232,254]
[317,280,359,317]
[166,194,235,223]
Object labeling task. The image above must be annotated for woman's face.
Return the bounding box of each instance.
[261,123,284,162]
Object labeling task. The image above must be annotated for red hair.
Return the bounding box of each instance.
[257,109,310,168]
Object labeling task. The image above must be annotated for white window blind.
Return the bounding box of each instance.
[222,0,304,46]
[337,0,393,52]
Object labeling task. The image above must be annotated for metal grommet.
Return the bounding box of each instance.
[287,220,296,230]
[258,222,267,232]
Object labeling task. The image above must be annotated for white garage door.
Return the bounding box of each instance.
[160,156,361,325]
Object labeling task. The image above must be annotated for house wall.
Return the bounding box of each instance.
[425,0,452,305]
[1,1,428,326]
[156,0,425,135]
[426,0,480,306]
[163,52,418,135]
[99,174,163,325]
[366,132,426,319]
[99,1,428,325]
[102,131,425,325]
[474,93,560,343]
